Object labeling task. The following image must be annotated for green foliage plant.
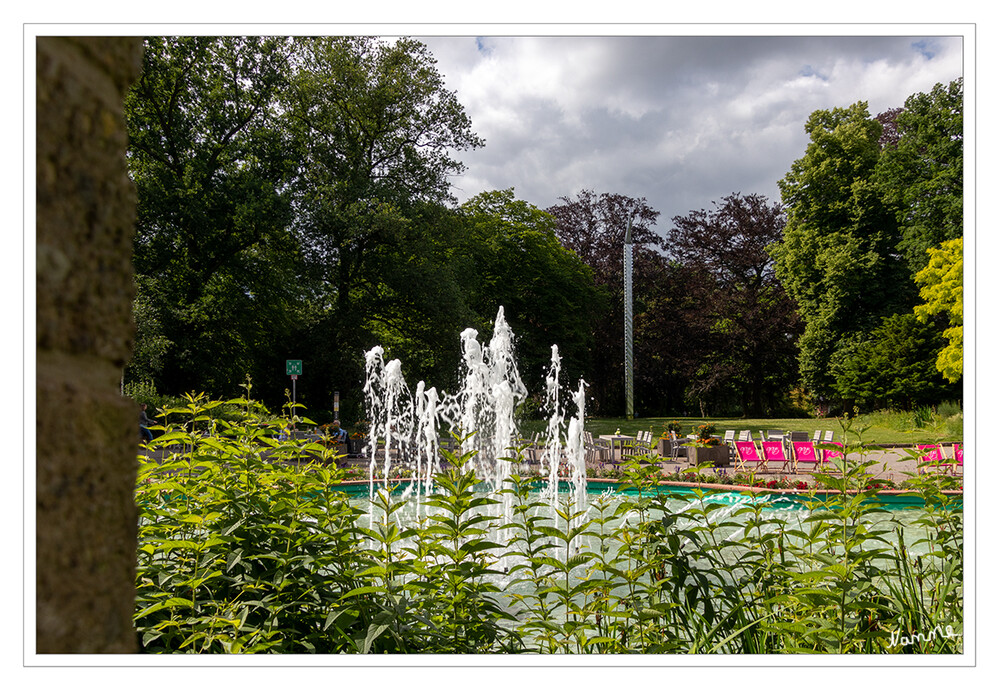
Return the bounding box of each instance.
[764,420,963,653]
[503,471,564,652]
[415,456,523,652]
[879,464,963,653]
[135,389,363,653]
[134,394,962,655]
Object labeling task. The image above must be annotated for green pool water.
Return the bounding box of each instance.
[332,477,962,511]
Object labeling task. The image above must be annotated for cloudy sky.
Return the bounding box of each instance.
[415,32,965,235]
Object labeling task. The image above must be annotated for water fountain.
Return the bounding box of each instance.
[355,306,958,565]
[361,306,589,527]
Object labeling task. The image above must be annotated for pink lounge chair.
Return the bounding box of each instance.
[917,444,944,474]
[734,440,765,473]
[760,439,790,473]
[945,443,963,474]
[791,441,819,472]
[820,441,844,463]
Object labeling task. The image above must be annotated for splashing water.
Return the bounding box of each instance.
[361,307,588,527]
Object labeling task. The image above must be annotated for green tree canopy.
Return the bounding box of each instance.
[914,237,963,383]
[772,101,910,401]
[668,193,800,416]
[830,312,954,411]
[125,36,303,396]
[124,36,486,414]
[280,37,486,411]
[875,79,963,275]
[459,189,604,392]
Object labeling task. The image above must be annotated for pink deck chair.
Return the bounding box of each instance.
[917,444,944,474]
[791,441,819,472]
[760,439,790,473]
[945,443,963,474]
[820,441,844,464]
[733,440,765,473]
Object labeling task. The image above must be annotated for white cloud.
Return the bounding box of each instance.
[422,33,965,230]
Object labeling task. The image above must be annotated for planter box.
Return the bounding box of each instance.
[658,438,688,459]
[687,445,730,467]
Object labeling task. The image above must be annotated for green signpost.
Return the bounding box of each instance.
[286,360,302,406]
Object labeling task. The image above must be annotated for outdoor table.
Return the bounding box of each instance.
[598,434,636,462]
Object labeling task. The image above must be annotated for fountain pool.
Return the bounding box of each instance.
[351,306,961,582]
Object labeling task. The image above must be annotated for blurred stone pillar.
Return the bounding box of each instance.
[35,36,143,653]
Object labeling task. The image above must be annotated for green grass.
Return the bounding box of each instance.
[522,412,962,446]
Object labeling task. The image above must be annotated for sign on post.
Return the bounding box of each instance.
[286,360,302,406]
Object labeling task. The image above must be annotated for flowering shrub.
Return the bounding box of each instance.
[751,477,812,490]
[689,423,720,447]
[694,423,716,439]
[661,420,683,437]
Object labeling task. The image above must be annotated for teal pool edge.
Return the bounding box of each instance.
[332,478,962,510]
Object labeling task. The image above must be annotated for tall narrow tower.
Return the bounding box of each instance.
[624,214,634,420]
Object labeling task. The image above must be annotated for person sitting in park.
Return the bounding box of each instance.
[278,421,297,441]
[329,420,348,444]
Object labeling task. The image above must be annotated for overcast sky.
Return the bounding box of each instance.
[416,33,964,236]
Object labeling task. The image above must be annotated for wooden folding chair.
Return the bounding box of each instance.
[819,440,845,468]
[937,443,963,475]
[733,439,766,473]
[790,440,820,473]
[952,443,964,474]
[760,433,790,473]
[917,444,944,474]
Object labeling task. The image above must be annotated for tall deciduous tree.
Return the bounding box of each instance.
[875,79,963,275]
[631,260,711,416]
[914,237,963,383]
[546,191,664,415]
[772,102,910,403]
[668,193,800,416]
[459,189,604,392]
[125,36,485,413]
[282,36,485,412]
[829,312,954,410]
[125,36,303,397]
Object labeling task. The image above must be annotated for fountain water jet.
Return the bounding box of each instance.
[361,307,588,522]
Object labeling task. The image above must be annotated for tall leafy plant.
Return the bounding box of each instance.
[134,395,962,654]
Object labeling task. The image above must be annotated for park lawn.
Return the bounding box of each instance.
[575,415,962,446]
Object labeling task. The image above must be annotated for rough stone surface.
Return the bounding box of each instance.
[35,36,143,654]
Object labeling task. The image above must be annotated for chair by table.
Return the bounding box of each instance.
[598,434,637,464]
